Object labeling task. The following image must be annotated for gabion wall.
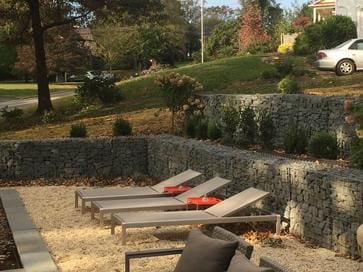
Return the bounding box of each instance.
[148,135,363,257]
[202,94,361,152]
[0,135,362,256]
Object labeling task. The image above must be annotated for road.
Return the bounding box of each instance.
[0,90,75,110]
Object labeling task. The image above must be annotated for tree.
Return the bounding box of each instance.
[206,20,239,58]
[0,0,162,114]
[238,2,270,53]
[0,27,16,79]
[14,25,90,76]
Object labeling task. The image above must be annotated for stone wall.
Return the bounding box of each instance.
[202,94,361,151]
[0,135,362,256]
[0,137,148,179]
[147,135,363,256]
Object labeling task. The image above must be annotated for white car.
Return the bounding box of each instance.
[315,38,363,75]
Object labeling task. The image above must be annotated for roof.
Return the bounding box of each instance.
[308,0,335,7]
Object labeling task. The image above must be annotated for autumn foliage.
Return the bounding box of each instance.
[238,2,270,53]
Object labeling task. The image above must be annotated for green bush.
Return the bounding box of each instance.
[278,75,301,94]
[275,57,294,77]
[185,116,199,138]
[352,101,363,129]
[261,69,280,79]
[258,110,274,148]
[294,15,357,55]
[113,118,132,136]
[207,120,222,140]
[308,132,339,159]
[221,105,239,138]
[70,123,87,138]
[76,76,123,105]
[350,139,363,169]
[321,15,357,49]
[283,126,308,154]
[1,106,23,121]
[195,118,208,140]
[236,107,257,147]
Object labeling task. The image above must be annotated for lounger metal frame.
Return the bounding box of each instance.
[74,169,201,213]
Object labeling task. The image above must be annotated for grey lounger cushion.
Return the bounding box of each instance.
[174,228,238,272]
[227,253,274,272]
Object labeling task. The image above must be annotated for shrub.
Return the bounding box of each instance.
[1,106,23,121]
[261,69,280,79]
[113,118,132,136]
[41,111,61,124]
[283,126,308,154]
[277,43,293,54]
[207,120,222,140]
[258,110,274,148]
[155,73,203,128]
[294,15,356,56]
[70,123,87,138]
[350,138,363,169]
[308,132,339,159]
[185,116,199,138]
[237,106,257,146]
[278,75,301,94]
[76,76,123,105]
[195,118,208,139]
[221,105,239,138]
[352,101,363,129]
[275,57,294,77]
[321,15,357,49]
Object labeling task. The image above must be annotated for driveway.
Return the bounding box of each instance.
[0,90,75,110]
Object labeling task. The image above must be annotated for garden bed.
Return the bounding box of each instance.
[0,199,22,271]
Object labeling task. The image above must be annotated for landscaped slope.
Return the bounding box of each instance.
[119,55,274,102]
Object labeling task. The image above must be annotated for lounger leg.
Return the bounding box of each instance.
[275,215,281,234]
[81,200,86,214]
[75,193,78,208]
[91,203,95,220]
[111,217,116,235]
[100,212,104,227]
[121,225,127,245]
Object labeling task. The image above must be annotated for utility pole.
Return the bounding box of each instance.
[201,0,204,63]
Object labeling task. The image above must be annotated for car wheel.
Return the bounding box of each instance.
[336,59,355,76]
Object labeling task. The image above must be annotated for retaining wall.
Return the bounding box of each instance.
[0,135,362,256]
[147,135,363,256]
[0,137,148,179]
[201,94,361,152]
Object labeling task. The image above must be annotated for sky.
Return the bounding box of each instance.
[206,0,307,10]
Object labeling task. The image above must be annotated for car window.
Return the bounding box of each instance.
[334,39,352,49]
[349,40,363,50]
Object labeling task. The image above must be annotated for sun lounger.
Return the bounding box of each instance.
[75,169,201,213]
[91,176,231,226]
[110,187,281,245]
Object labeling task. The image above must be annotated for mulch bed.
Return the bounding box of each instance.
[0,199,22,270]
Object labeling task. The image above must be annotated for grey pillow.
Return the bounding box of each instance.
[174,228,238,272]
[227,253,274,272]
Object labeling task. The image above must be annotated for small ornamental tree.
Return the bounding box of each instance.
[155,72,203,128]
[238,2,270,53]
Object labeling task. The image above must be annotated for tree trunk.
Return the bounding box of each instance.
[27,0,53,114]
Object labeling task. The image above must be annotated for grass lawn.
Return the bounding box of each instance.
[0,82,78,99]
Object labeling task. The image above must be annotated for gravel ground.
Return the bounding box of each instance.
[6,186,361,272]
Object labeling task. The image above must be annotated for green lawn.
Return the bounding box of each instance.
[0,82,78,98]
[119,56,275,102]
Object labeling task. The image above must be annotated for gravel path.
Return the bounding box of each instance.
[7,186,362,272]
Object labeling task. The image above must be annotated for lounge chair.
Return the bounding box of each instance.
[74,169,201,213]
[124,226,289,272]
[91,176,231,226]
[111,187,281,245]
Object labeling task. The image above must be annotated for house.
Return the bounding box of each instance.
[309,0,363,37]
